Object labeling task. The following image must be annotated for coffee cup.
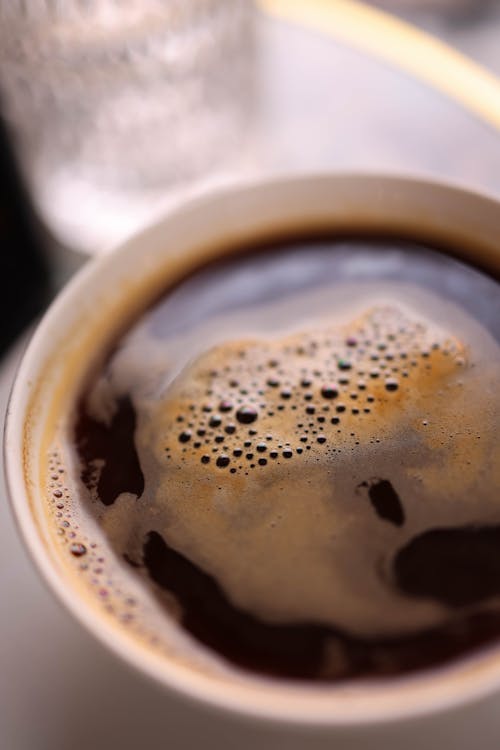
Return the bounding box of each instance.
[5,174,500,746]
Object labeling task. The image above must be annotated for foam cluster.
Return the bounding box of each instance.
[116,305,483,638]
[153,306,463,476]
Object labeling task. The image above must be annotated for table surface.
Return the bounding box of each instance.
[3,7,500,748]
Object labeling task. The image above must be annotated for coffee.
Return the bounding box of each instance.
[48,236,500,682]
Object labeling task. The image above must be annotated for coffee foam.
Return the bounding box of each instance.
[45,277,500,679]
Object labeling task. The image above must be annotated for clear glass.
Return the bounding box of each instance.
[0,0,257,248]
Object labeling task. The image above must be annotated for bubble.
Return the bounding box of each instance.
[256,442,267,453]
[337,359,352,371]
[70,543,87,557]
[225,424,236,435]
[178,430,192,443]
[236,406,258,424]
[385,378,399,392]
[201,455,210,464]
[219,400,233,412]
[216,454,230,468]
[282,449,293,459]
[321,385,339,400]
[209,415,222,428]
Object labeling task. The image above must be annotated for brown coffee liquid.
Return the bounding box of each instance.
[72,237,500,681]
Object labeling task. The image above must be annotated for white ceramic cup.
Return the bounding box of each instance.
[5,174,500,746]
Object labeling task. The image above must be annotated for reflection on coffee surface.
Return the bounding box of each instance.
[53,238,500,682]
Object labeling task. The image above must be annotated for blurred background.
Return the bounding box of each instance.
[2,1,500,747]
[1,0,500,355]
[374,0,500,74]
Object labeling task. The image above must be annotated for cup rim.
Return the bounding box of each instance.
[5,172,500,728]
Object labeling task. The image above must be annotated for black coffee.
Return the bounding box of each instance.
[72,236,500,681]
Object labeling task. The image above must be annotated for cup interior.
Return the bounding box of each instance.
[5,173,500,726]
